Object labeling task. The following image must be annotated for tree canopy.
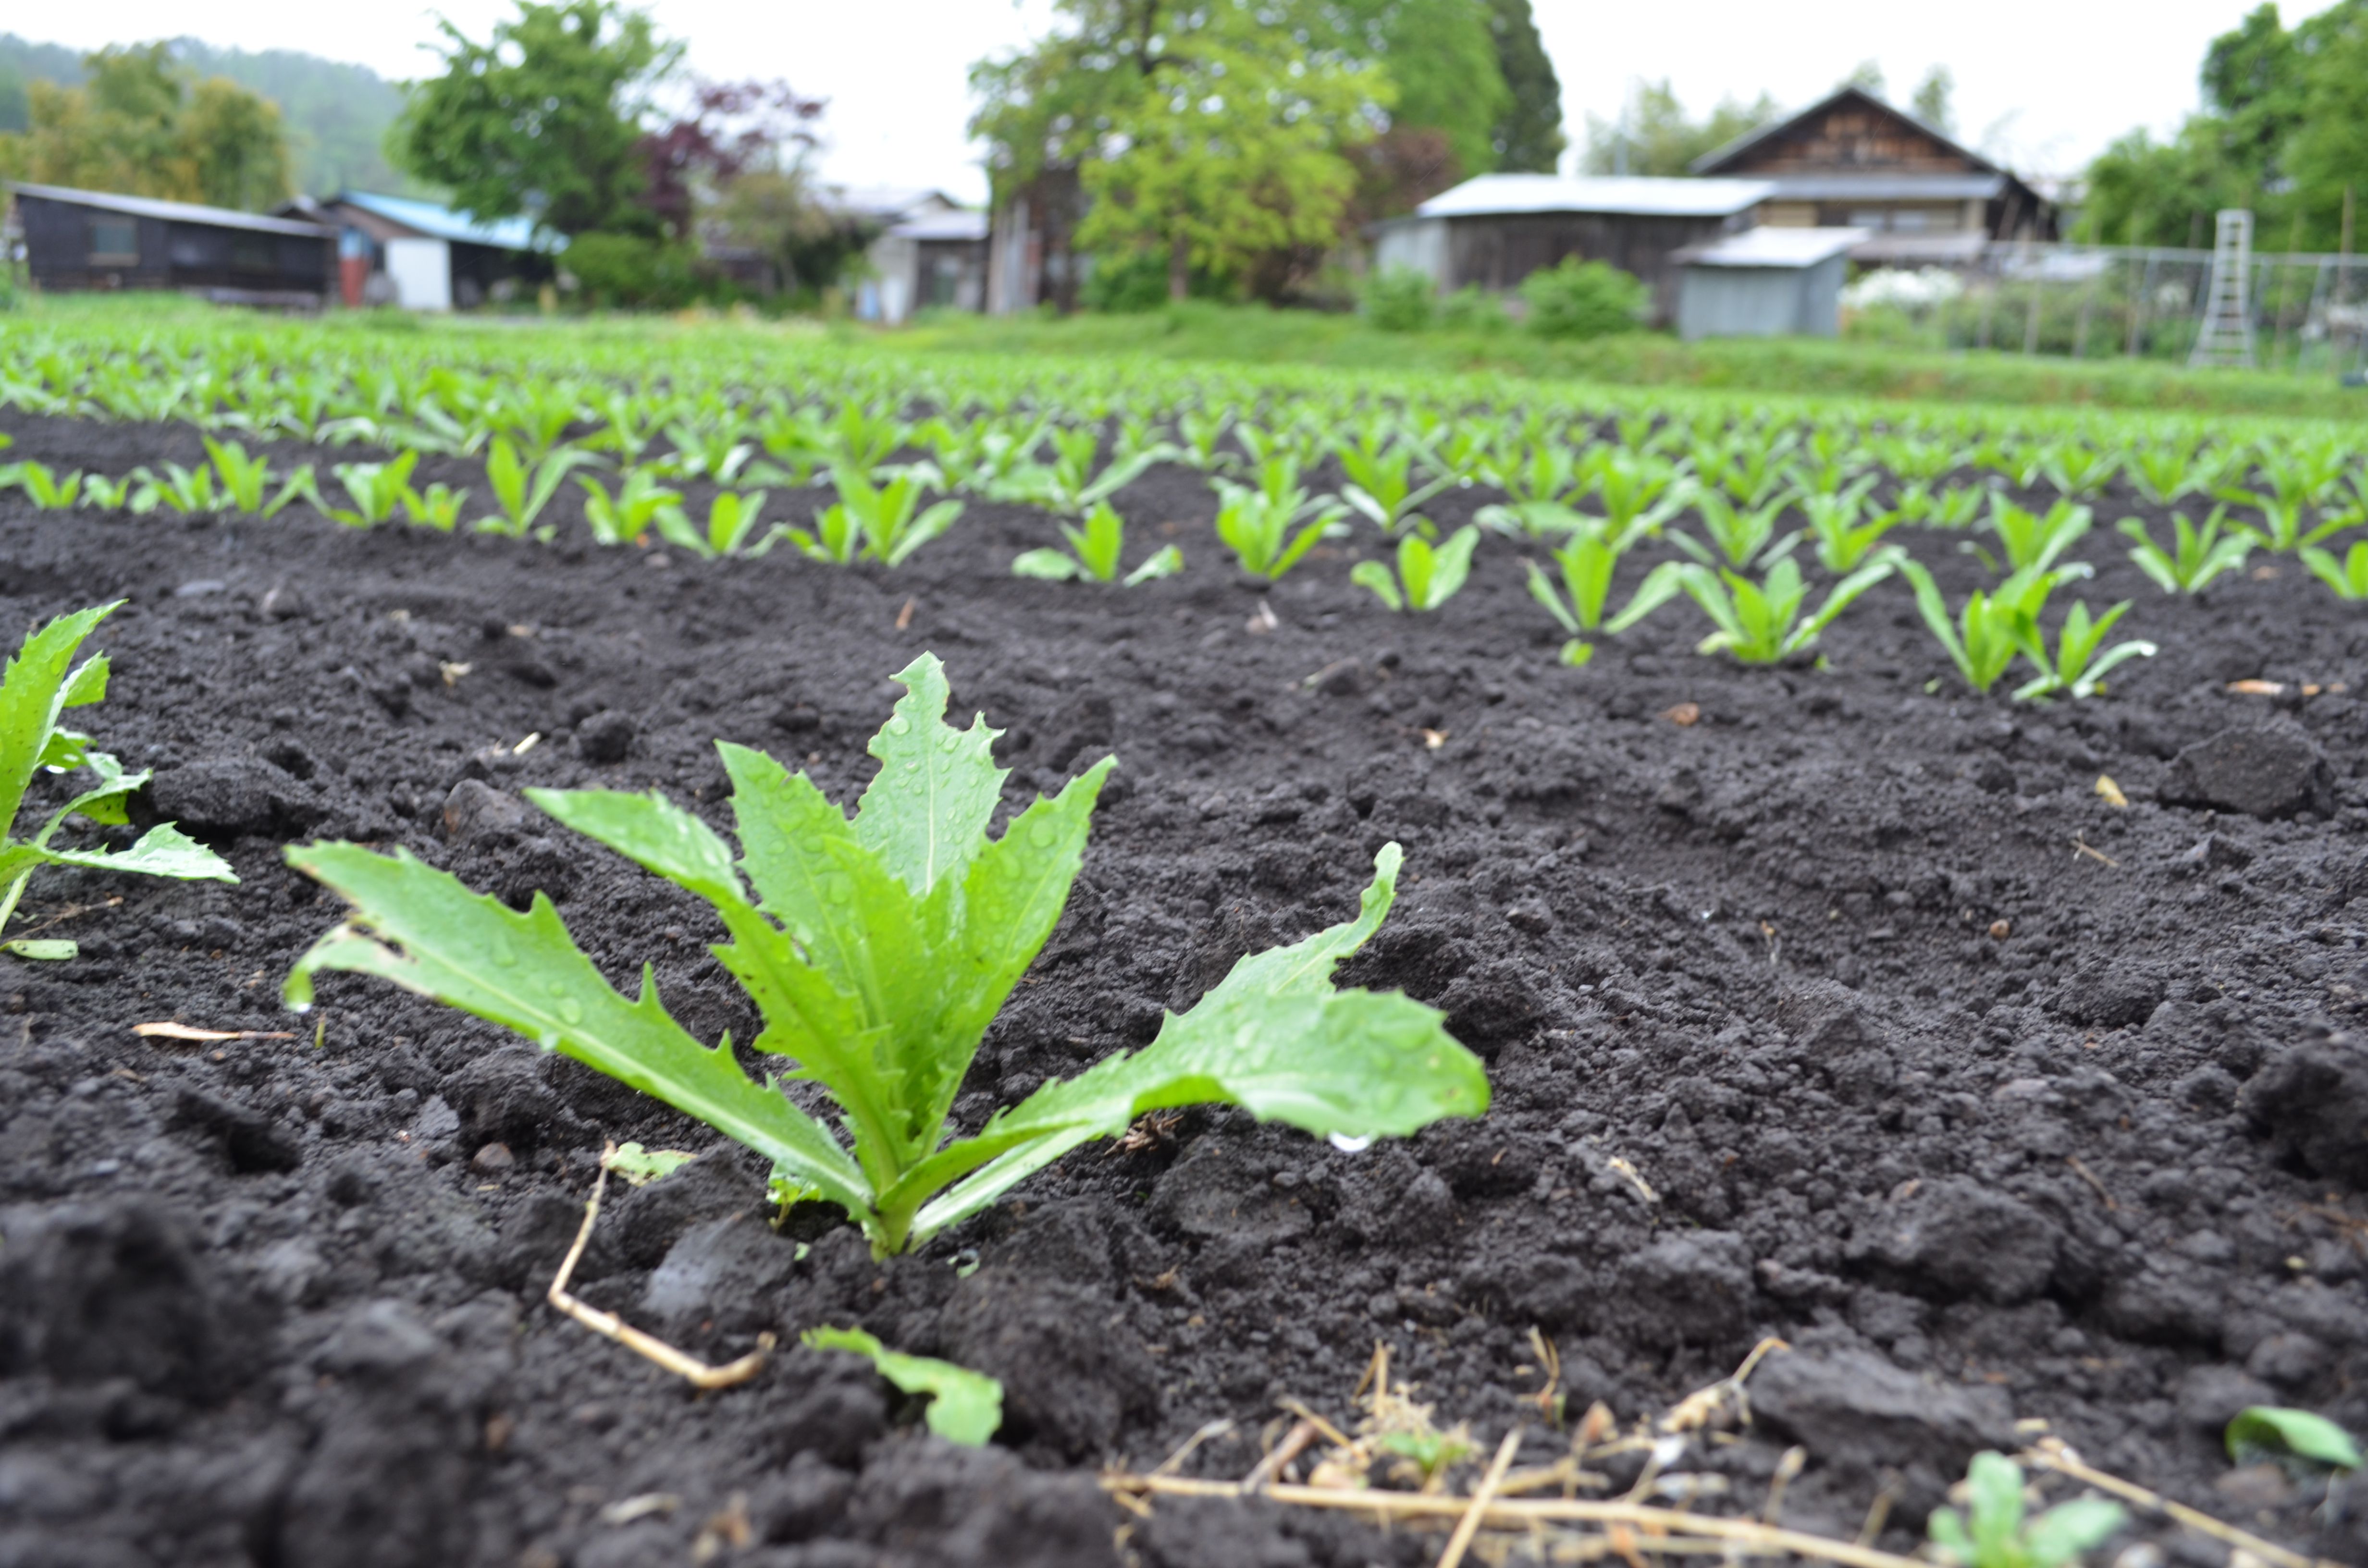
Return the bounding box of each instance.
[1581,81,1776,177]
[392,0,678,236]
[0,43,290,210]
[2081,0,2368,248]
[1483,0,1563,172]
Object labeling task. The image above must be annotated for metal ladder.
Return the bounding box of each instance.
[2190,209,2257,368]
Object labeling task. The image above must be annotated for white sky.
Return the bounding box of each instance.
[20,1,2343,202]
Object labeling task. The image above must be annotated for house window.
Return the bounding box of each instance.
[87,217,138,265]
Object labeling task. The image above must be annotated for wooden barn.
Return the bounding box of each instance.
[9,182,334,306]
[1369,174,1776,324]
[279,192,558,310]
[1691,86,2056,265]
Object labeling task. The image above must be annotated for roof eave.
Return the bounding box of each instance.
[1689,85,2004,177]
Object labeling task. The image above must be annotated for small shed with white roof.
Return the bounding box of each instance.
[1371,173,1777,323]
[1673,225,1868,340]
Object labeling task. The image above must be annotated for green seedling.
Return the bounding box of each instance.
[0,603,238,960]
[2226,1406,2362,1475]
[2037,441,2120,500]
[2011,596,2156,701]
[1339,433,1454,536]
[1672,554,1896,665]
[1376,1429,1473,1486]
[1011,501,1182,585]
[607,1142,697,1186]
[990,427,1161,516]
[2302,540,2368,600]
[803,1326,1002,1446]
[578,470,682,547]
[1899,558,2034,696]
[1175,406,1233,470]
[14,463,83,510]
[329,452,420,527]
[402,482,470,532]
[1589,449,1691,537]
[1802,476,1898,571]
[1352,524,1480,612]
[2128,441,2217,506]
[1896,482,1987,531]
[1526,549,1686,667]
[2117,509,2255,594]
[660,421,754,485]
[1212,478,1344,582]
[78,474,139,512]
[199,437,309,519]
[655,490,781,560]
[137,461,224,516]
[789,466,964,567]
[2237,493,2353,552]
[1928,1452,2124,1568]
[1974,497,2092,575]
[1675,490,1798,570]
[284,655,1489,1257]
[479,436,600,539]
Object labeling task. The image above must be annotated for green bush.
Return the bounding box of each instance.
[1437,285,1511,333]
[1080,251,1233,313]
[1519,258,1649,341]
[563,232,707,310]
[1363,267,1435,332]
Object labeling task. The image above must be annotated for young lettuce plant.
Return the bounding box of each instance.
[1927,1451,2123,1568]
[1351,524,1479,612]
[1011,501,1182,585]
[201,438,314,520]
[328,453,419,527]
[1975,497,2092,575]
[1896,558,2087,696]
[1338,433,1453,537]
[1525,541,1685,666]
[285,655,1485,1258]
[1801,476,1898,571]
[1674,490,1798,571]
[2116,509,2255,594]
[2302,539,2368,600]
[1671,554,1897,665]
[2013,600,2155,701]
[655,491,781,560]
[789,466,964,567]
[1212,464,1346,582]
[12,464,84,511]
[478,437,600,539]
[577,469,681,547]
[0,603,238,959]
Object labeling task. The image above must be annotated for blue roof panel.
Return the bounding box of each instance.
[333,191,562,253]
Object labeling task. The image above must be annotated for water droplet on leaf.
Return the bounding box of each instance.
[557,998,584,1024]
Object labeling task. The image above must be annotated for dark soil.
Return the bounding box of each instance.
[2,407,2367,1568]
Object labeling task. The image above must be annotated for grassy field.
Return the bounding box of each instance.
[895,301,2366,420]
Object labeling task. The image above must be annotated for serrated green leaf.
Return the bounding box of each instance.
[59,654,107,709]
[2022,1498,2126,1568]
[901,844,1486,1243]
[2228,1406,2362,1471]
[281,841,873,1223]
[802,1326,1002,1446]
[46,822,236,883]
[854,653,1003,895]
[0,603,116,832]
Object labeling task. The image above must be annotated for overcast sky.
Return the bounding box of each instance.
[21,1,2343,202]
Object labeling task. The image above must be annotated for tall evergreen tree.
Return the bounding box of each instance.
[1483,0,1563,172]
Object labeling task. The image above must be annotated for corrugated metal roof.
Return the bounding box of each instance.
[1679,227,1870,268]
[827,185,957,223]
[1757,173,2005,202]
[328,191,558,252]
[7,181,330,237]
[889,209,987,242]
[1417,174,1776,220]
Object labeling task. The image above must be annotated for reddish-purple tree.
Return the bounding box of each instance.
[638,78,825,237]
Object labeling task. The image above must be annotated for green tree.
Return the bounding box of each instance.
[0,43,288,209]
[392,0,678,236]
[1582,81,1776,177]
[1840,60,1886,97]
[1335,0,1509,181]
[1484,0,1563,171]
[1910,65,1954,133]
[972,0,1384,301]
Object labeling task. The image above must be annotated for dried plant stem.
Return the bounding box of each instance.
[1104,1474,1931,1568]
[2022,1439,2341,1568]
[546,1150,771,1391]
[1436,1429,1521,1568]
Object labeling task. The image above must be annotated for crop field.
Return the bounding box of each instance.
[0,304,2366,1568]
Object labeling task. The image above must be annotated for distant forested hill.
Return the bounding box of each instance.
[0,32,432,197]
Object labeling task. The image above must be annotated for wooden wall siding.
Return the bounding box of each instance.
[1446,212,1733,322]
[18,196,331,295]
[1727,106,1978,174]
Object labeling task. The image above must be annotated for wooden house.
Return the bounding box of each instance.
[1691,86,2055,265]
[279,192,558,310]
[10,182,333,306]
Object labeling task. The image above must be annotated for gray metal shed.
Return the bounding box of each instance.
[1674,226,1868,340]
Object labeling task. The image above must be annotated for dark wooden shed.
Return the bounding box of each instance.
[1369,175,1776,324]
[9,182,334,306]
